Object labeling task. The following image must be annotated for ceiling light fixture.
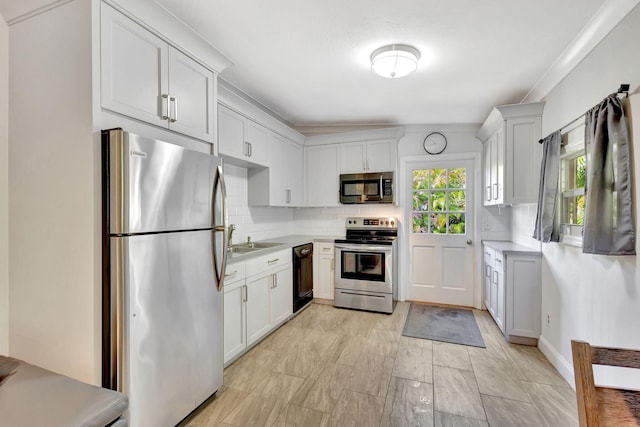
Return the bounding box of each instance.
[370,44,420,78]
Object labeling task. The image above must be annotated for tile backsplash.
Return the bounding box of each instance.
[511,204,541,249]
[224,163,294,245]
[294,205,402,236]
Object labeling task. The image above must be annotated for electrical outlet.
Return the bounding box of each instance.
[546,314,550,326]
[482,222,490,231]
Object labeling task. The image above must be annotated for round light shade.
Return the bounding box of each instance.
[370,44,420,78]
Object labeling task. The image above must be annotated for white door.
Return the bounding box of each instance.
[101,4,168,128]
[167,47,215,142]
[223,280,246,364]
[407,159,475,307]
[270,267,293,325]
[246,274,272,345]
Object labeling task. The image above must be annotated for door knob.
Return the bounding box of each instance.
[466,239,473,245]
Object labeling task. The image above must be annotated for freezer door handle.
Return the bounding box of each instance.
[212,164,229,292]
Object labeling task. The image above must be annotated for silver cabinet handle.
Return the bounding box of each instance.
[224,270,238,278]
[268,258,279,265]
[363,159,366,171]
[286,189,291,204]
[493,183,498,200]
[486,186,491,202]
[274,273,278,288]
[244,141,249,157]
[485,265,492,277]
[161,94,169,120]
[322,247,331,252]
[242,284,247,302]
[248,142,252,157]
[493,270,498,284]
[169,96,177,123]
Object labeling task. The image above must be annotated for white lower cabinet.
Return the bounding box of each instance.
[313,242,335,300]
[482,242,541,344]
[223,277,247,363]
[223,249,293,365]
[271,265,293,326]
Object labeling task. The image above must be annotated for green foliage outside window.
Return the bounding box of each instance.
[412,168,466,234]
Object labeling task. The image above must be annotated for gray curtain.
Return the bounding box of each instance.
[583,94,635,255]
[533,131,561,242]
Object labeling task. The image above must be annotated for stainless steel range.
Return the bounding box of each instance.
[334,217,398,314]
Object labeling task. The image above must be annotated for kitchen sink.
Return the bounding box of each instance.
[227,241,282,253]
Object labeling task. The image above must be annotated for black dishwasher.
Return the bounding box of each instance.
[292,243,314,313]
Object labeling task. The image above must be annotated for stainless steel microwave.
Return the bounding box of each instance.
[339,172,394,204]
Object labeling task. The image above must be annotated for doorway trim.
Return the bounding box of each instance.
[398,152,482,308]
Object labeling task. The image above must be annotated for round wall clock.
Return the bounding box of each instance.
[423,132,447,155]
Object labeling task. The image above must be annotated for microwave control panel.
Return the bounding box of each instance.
[383,179,393,196]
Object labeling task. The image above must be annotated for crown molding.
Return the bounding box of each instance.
[522,0,640,102]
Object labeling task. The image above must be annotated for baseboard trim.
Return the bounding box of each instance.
[538,335,575,389]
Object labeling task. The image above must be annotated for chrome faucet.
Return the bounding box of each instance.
[228,224,236,245]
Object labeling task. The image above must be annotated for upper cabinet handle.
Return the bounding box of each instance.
[169,97,177,123]
[161,94,169,120]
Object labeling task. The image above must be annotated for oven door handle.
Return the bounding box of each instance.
[334,243,393,252]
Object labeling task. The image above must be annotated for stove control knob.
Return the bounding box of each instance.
[391,221,395,226]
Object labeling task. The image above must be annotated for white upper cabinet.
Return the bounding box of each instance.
[248,133,304,207]
[218,104,268,166]
[339,139,397,174]
[305,145,339,207]
[166,48,215,142]
[339,142,367,173]
[477,102,544,206]
[101,4,215,142]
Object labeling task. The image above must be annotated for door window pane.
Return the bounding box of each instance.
[412,168,467,234]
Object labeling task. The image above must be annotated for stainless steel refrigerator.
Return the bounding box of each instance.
[101,129,228,427]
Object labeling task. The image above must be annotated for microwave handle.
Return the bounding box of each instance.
[380,175,384,198]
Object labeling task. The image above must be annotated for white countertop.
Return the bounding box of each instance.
[482,240,542,256]
[227,235,342,264]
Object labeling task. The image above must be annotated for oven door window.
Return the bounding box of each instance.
[341,250,386,282]
[342,180,380,197]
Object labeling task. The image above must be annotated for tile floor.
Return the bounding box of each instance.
[181,302,578,427]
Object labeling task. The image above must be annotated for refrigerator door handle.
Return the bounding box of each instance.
[212,164,229,292]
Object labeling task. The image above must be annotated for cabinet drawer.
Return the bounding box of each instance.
[246,248,290,277]
[483,247,494,265]
[494,251,504,271]
[314,242,334,256]
[224,261,246,285]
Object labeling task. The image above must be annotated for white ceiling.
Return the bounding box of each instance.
[154,0,605,127]
[0,0,607,127]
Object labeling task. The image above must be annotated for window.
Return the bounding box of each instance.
[412,168,466,234]
[559,124,585,245]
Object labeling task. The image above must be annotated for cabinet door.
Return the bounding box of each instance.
[339,142,366,173]
[270,267,293,326]
[506,256,541,338]
[218,105,247,159]
[494,257,505,333]
[317,255,335,300]
[286,141,304,206]
[268,133,288,206]
[246,121,269,166]
[505,117,542,204]
[366,140,396,172]
[223,281,246,364]
[489,133,499,204]
[483,261,492,310]
[246,274,271,345]
[494,128,505,205]
[483,139,492,205]
[167,47,215,142]
[305,145,339,207]
[101,4,168,127]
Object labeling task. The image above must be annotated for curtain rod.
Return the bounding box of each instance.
[538,83,630,144]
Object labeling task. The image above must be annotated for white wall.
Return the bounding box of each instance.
[9,0,99,383]
[0,11,9,355]
[519,4,640,388]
